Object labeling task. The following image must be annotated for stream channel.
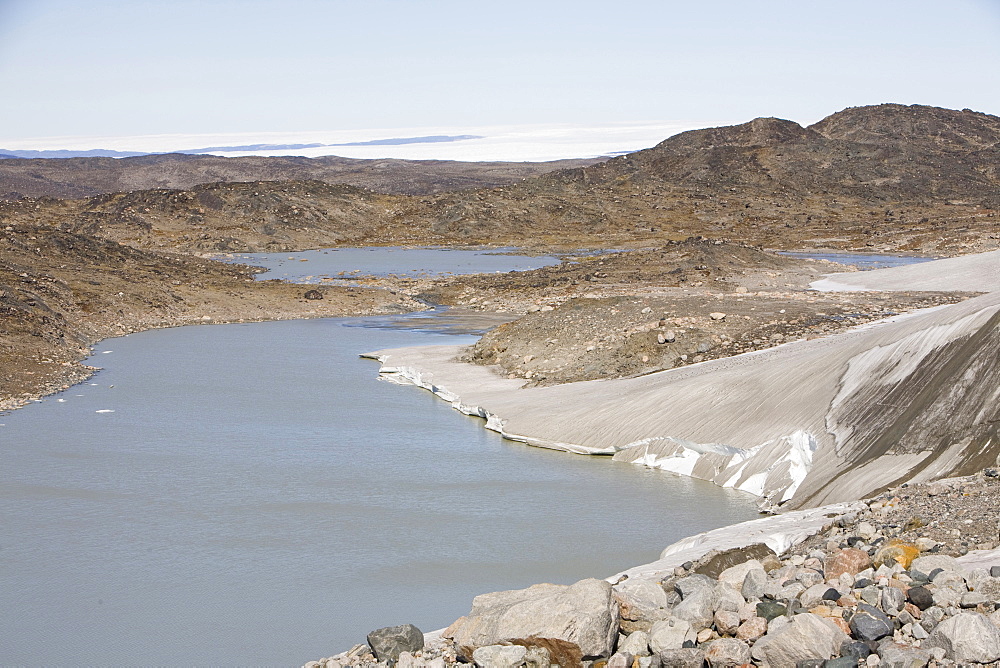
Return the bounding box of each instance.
[0,247,910,666]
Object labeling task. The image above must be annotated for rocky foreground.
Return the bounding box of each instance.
[310,470,1000,667]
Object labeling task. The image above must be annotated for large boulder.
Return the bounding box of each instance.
[849,603,893,642]
[444,578,619,663]
[367,624,424,663]
[910,554,963,576]
[703,637,751,666]
[670,586,716,631]
[613,578,673,632]
[750,613,848,665]
[924,611,1000,663]
[649,618,697,654]
[471,644,527,668]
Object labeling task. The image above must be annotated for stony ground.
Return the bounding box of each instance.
[309,470,1000,667]
[366,239,973,385]
[0,222,423,411]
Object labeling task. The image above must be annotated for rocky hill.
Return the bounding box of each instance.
[409,104,1000,253]
[1,104,997,256]
[0,153,604,199]
[0,222,420,410]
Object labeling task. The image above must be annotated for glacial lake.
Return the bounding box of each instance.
[0,250,761,667]
[221,246,563,283]
[780,250,936,270]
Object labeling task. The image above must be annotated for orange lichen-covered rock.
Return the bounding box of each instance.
[874,540,921,569]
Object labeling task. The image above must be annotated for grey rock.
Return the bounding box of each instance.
[972,576,1000,600]
[965,567,991,590]
[905,585,933,610]
[823,658,858,668]
[911,555,963,576]
[607,651,634,668]
[797,570,825,588]
[649,618,696,654]
[717,559,764,588]
[713,609,741,636]
[713,583,745,613]
[522,647,550,668]
[859,585,880,606]
[919,606,945,632]
[849,604,893,642]
[763,580,785,600]
[367,624,424,663]
[932,570,967,591]
[615,578,673,632]
[881,586,905,615]
[445,578,618,659]
[991,565,1000,577]
[657,647,705,668]
[924,611,1000,663]
[840,639,872,661]
[931,586,961,608]
[674,574,715,599]
[780,581,807,601]
[750,613,848,666]
[756,600,787,621]
[472,644,527,668]
[741,568,767,600]
[961,591,988,608]
[794,660,824,668]
[877,642,930,668]
[702,637,750,667]
[800,583,834,609]
[618,630,650,657]
[671,586,715,631]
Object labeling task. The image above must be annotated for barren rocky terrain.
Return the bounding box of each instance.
[1,104,998,255]
[4,102,1000,667]
[313,471,1000,668]
[0,222,421,411]
[366,239,972,385]
[0,153,604,199]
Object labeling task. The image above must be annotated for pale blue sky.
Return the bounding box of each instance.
[1,0,999,146]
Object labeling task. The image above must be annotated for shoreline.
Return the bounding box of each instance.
[303,250,1000,665]
[0,283,428,414]
[364,293,1000,510]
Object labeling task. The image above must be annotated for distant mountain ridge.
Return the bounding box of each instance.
[0,152,604,198]
[2,103,997,255]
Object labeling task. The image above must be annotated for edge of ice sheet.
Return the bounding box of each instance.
[365,352,819,506]
[365,353,618,455]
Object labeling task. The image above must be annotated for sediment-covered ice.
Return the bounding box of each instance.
[368,250,1000,509]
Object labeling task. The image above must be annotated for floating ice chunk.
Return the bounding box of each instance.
[95,409,115,413]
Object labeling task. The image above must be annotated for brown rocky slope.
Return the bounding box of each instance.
[0,223,421,410]
[0,153,605,199]
[3,104,997,256]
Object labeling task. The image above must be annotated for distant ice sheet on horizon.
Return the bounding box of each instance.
[0,120,730,162]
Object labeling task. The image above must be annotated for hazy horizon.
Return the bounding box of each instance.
[2,0,998,155]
